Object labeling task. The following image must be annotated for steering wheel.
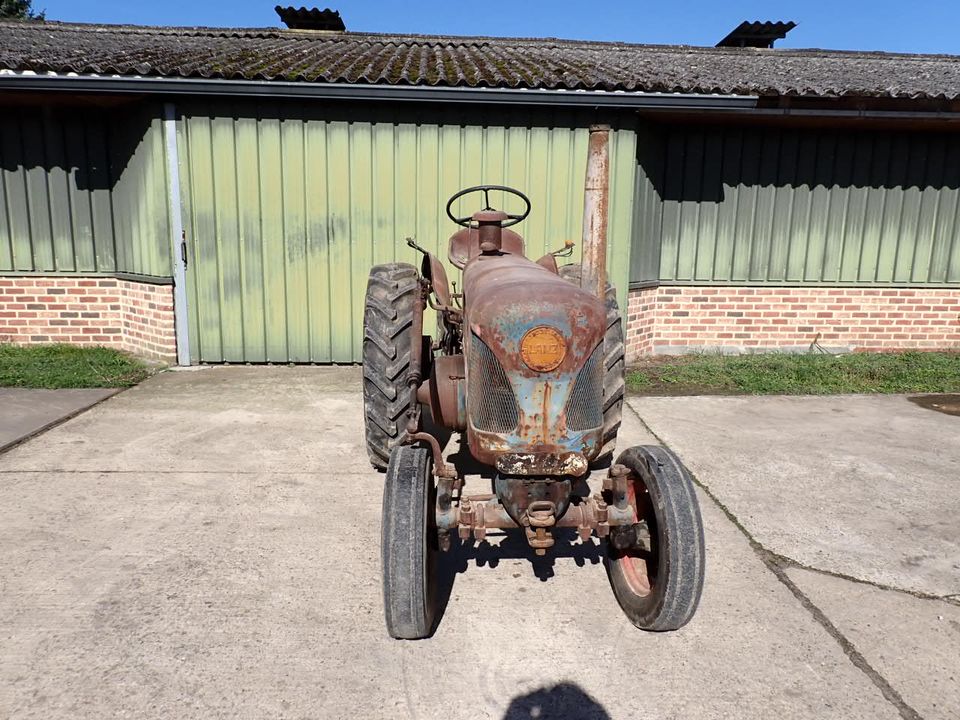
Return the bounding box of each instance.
[445,185,531,228]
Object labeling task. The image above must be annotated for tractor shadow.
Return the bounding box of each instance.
[441,527,605,581]
[433,527,607,632]
[431,430,607,633]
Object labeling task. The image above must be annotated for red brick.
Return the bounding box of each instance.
[1,275,176,362]
[624,285,960,361]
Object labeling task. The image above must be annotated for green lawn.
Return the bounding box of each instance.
[627,351,960,396]
[0,344,152,389]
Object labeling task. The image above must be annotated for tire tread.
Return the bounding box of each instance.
[363,263,419,470]
[381,444,435,639]
[558,264,625,466]
[607,445,706,631]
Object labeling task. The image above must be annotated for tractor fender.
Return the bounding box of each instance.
[535,253,559,274]
[420,251,451,307]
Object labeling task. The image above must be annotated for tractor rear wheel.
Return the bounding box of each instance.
[363,263,419,471]
[381,444,437,639]
[558,264,625,467]
[606,445,705,631]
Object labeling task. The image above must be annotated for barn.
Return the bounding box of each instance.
[1,14,958,365]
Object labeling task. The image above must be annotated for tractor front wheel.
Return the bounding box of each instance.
[606,445,705,631]
[362,263,419,470]
[381,444,438,639]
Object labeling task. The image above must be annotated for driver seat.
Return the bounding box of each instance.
[448,228,526,269]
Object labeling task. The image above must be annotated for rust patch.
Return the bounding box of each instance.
[541,381,551,442]
[580,124,610,300]
[494,451,589,477]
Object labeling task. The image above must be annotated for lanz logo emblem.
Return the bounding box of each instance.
[520,326,567,372]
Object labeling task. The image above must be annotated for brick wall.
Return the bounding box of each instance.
[625,286,658,357]
[0,276,177,362]
[626,286,960,362]
[6,275,958,365]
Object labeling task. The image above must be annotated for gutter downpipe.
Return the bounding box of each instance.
[163,102,191,366]
[581,124,610,300]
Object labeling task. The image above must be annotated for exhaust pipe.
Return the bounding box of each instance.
[581,123,610,300]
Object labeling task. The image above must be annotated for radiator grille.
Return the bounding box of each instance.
[468,333,519,433]
[566,343,604,431]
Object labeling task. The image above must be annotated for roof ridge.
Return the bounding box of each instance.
[0,19,290,38]
[2,19,959,61]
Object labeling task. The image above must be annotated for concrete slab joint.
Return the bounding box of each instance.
[0,387,118,452]
[626,394,960,720]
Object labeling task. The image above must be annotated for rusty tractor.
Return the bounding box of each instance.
[363,130,705,640]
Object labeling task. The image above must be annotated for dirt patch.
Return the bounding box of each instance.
[626,355,740,396]
[907,394,960,417]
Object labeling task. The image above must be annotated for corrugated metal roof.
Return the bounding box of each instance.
[1,20,959,100]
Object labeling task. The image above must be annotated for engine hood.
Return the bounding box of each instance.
[461,252,606,473]
[463,253,605,368]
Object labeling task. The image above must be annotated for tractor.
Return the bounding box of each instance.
[363,160,705,640]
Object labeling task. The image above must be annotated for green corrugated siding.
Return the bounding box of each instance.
[0,103,170,276]
[178,102,637,363]
[112,113,172,277]
[14,99,959,364]
[630,123,665,285]
[638,124,960,285]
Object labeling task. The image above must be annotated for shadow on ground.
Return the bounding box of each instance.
[431,528,607,635]
[502,682,610,720]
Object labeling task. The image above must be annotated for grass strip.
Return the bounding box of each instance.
[0,344,152,388]
[627,351,960,396]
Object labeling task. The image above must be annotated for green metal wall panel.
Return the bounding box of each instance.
[112,113,172,277]
[637,124,960,285]
[178,102,637,363]
[0,102,171,277]
[630,124,665,285]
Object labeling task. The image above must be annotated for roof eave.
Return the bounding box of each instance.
[0,71,759,110]
[3,73,958,120]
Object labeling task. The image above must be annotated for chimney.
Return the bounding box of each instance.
[275,6,346,31]
[716,21,796,49]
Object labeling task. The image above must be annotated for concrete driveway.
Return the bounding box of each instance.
[0,388,117,452]
[1,367,957,720]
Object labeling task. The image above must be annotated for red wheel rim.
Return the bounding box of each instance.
[614,468,658,598]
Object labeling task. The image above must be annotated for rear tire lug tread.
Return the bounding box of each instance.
[362,263,419,470]
[558,263,625,469]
